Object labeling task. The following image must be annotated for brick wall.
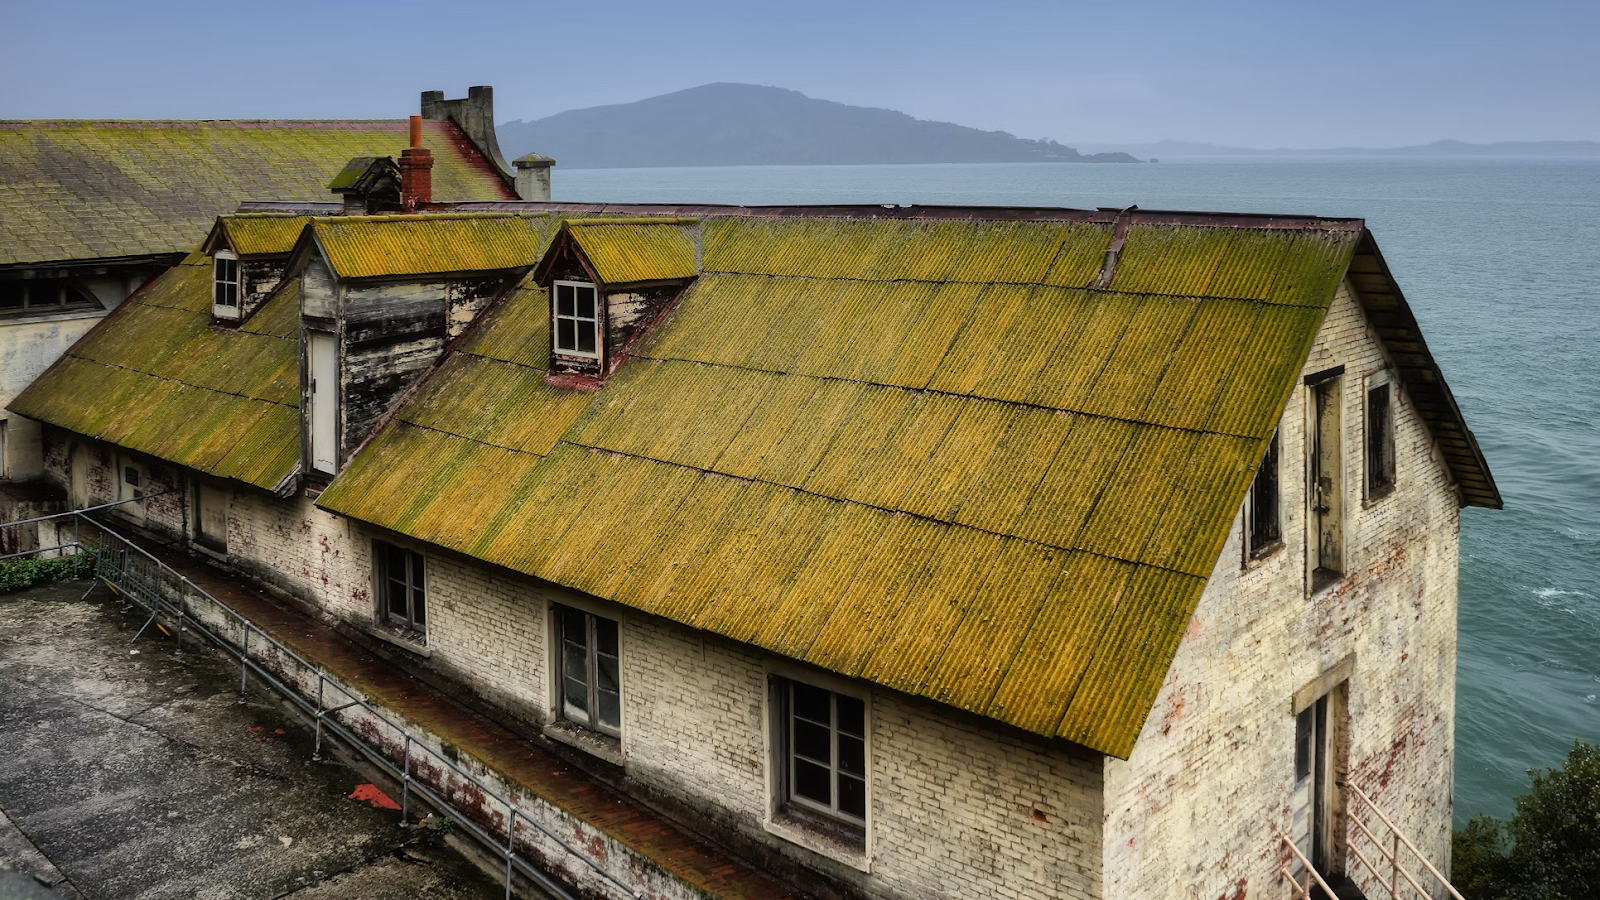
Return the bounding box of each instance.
[1101,278,1461,899]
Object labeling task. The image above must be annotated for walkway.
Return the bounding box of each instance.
[0,580,506,900]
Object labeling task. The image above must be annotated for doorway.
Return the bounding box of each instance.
[1309,374,1343,591]
[194,481,228,553]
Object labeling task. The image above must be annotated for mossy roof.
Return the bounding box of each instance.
[317,212,1364,758]
[9,249,303,492]
[542,219,700,285]
[0,119,515,267]
[306,214,546,280]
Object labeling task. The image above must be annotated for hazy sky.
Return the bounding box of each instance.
[3,0,1596,148]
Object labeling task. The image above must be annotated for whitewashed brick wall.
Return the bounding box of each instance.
[1101,278,1461,899]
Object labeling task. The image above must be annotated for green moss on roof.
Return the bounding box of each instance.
[219,214,314,257]
[311,214,546,279]
[0,119,515,267]
[9,252,301,492]
[563,219,698,285]
[318,214,1362,758]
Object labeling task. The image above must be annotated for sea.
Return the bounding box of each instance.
[554,158,1600,825]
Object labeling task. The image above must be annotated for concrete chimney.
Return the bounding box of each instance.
[513,152,555,202]
[398,115,433,210]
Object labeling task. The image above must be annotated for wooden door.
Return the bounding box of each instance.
[1292,696,1332,880]
[196,482,227,552]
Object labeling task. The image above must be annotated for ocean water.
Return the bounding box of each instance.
[554,159,1600,824]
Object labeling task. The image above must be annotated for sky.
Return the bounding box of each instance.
[2,0,1597,148]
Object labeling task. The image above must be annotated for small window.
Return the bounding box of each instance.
[376,540,426,635]
[1366,383,1395,499]
[214,251,240,311]
[555,604,621,736]
[552,281,600,358]
[1245,429,1282,560]
[780,679,867,824]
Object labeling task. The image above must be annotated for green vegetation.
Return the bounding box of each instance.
[1453,741,1600,899]
[0,553,89,593]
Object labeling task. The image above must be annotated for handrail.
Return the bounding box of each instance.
[1341,781,1466,900]
[1279,835,1340,899]
[0,493,171,529]
[7,509,644,900]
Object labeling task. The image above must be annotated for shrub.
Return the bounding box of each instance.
[0,553,91,593]
[1453,741,1600,899]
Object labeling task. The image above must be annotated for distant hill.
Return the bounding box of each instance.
[1074,138,1600,158]
[498,83,1140,169]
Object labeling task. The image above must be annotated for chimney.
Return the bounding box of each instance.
[513,152,555,202]
[399,115,433,210]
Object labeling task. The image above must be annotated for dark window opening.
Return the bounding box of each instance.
[1246,429,1282,560]
[377,540,426,634]
[553,281,599,357]
[0,280,100,314]
[780,679,867,824]
[1366,383,1395,498]
[214,255,240,309]
[556,604,620,736]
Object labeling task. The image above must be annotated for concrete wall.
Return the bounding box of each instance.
[2,275,134,479]
[1101,278,1461,899]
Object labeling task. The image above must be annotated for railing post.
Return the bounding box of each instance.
[239,624,250,700]
[505,807,518,900]
[313,674,326,761]
[401,736,411,826]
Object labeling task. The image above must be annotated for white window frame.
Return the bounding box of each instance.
[783,680,868,824]
[552,280,601,359]
[213,250,241,319]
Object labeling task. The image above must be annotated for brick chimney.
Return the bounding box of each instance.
[399,115,433,210]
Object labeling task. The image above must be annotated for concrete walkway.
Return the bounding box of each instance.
[0,581,507,900]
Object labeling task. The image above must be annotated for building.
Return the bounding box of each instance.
[0,87,534,480]
[9,176,1500,898]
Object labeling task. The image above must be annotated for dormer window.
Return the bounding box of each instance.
[214,250,241,318]
[553,280,600,358]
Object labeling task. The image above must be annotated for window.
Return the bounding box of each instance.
[1366,382,1395,499]
[376,541,426,634]
[213,251,240,311]
[780,679,867,824]
[0,280,99,314]
[555,604,620,736]
[553,281,600,358]
[1245,428,1282,560]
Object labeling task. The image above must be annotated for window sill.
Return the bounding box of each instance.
[542,719,624,766]
[764,808,870,873]
[1363,484,1395,508]
[0,307,108,326]
[363,622,431,658]
[1243,539,1284,570]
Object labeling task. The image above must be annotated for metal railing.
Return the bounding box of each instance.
[1342,781,1465,900]
[1279,835,1340,899]
[1,508,643,900]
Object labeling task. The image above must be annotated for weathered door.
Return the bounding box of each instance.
[69,443,88,508]
[195,482,227,552]
[307,331,338,473]
[1311,379,1343,581]
[1292,696,1332,881]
